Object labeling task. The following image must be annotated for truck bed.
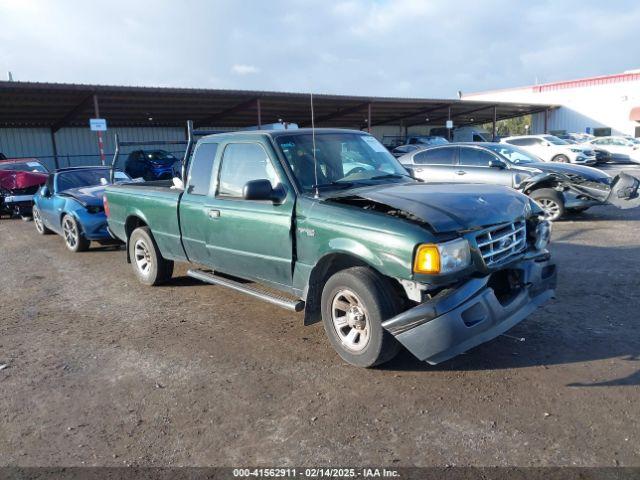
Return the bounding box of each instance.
[105,180,187,262]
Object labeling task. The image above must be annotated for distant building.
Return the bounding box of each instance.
[463,70,640,137]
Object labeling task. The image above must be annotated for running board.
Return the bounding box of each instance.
[187,269,305,312]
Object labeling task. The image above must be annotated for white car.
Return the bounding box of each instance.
[501,135,597,165]
[587,136,640,163]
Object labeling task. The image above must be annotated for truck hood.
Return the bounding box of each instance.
[59,185,106,207]
[329,182,531,233]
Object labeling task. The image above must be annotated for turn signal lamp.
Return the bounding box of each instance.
[414,244,440,274]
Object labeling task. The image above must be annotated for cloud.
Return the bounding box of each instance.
[0,0,639,97]
[231,64,260,75]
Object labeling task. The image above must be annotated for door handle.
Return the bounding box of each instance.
[414,168,424,172]
[455,170,467,175]
[207,209,221,219]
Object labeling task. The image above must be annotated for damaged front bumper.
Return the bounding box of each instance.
[382,252,557,365]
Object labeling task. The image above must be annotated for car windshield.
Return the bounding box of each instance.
[145,150,178,163]
[276,132,410,192]
[485,144,541,164]
[56,169,129,191]
[0,161,47,173]
[543,135,569,145]
[416,136,449,145]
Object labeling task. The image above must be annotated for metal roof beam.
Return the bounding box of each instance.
[195,97,259,128]
[300,102,370,127]
[50,92,95,133]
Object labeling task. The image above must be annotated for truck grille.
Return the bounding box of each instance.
[476,220,526,267]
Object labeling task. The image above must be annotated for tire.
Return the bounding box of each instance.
[33,207,53,234]
[62,214,90,252]
[321,266,401,368]
[552,154,570,163]
[128,226,174,286]
[530,188,565,221]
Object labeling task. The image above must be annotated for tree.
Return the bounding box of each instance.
[482,115,532,138]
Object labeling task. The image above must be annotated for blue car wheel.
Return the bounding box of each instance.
[62,214,90,252]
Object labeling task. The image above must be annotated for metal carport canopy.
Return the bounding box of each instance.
[0,81,553,130]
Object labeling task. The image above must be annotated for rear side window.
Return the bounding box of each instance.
[459,148,497,166]
[187,143,218,195]
[413,148,455,165]
[217,143,279,198]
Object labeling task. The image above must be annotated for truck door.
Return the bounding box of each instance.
[203,141,294,288]
[179,142,220,265]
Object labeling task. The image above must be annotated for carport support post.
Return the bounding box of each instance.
[257,98,262,129]
[367,103,372,133]
[49,128,59,169]
[447,106,452,141]
[93,94,105,165]
[492,106,497,141]
[544,108,549,134]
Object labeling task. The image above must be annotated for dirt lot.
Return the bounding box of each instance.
[1,165,639,468]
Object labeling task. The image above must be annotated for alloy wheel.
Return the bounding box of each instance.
[62,217,78,248]
[134,238,152,276]
[331,289,371,352]
[538,199,561,221]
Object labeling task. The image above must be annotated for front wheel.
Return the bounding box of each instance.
[33,207,52,234]
[552,154,570,163]
[62,214,90,252]
[321,267,401,368]
[530,188,565,221]
[129,226,174,286]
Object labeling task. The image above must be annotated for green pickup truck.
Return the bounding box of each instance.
[105,128,556,367]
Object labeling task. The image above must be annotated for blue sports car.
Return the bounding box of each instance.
[32,166,130,252]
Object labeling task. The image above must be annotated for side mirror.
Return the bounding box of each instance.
[41,186,50,197]
[242,179,284,203]
[489,160,507,169]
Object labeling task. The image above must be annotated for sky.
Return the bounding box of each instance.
[0,0,638,98]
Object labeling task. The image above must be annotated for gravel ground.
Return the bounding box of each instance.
[1,164,639,467]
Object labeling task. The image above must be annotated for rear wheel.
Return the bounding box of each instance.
[33,207,52,234]
[552,154,570,163]
[62,214,90,252]
[530,188,565,221]
[321,267,401,368]
[129,226,174,285]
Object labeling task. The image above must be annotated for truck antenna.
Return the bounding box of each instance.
[310,93,319,198]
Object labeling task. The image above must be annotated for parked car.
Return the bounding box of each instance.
[501,135,597,165]
[556,133,595,143]
[406,135,449,146]
[587,136,640,163]
[105,128,557,368]
[391,144,423,158]
[398,142,636,221]
[0,159,49,219]
[431,126,494,142]
[33,166,130,252]
[122,149,181,180]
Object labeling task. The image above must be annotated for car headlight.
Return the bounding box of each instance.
[414,238,471,275]
[534,220,552,250]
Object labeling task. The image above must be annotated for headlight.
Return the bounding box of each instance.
[414,238,471,275]
[534,220,552,250]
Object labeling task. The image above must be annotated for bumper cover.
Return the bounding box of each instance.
[4,194,34,204]
[383,253,557,364]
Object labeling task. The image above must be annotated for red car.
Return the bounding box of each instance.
[0,158,49,219]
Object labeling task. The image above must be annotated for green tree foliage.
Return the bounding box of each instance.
[482,115,532,137]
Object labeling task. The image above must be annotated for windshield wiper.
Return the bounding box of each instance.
[367,173,413,181]
[311,181,355,190]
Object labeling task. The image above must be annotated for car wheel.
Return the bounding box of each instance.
[552,154,570,163]
[321,266,401,368]
[33,207,52,234]
[62,214,90,252]
[530,188,565,221]
[129,226,174,286]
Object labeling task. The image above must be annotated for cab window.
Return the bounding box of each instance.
[217,143,279,198]
[187,143,218,195]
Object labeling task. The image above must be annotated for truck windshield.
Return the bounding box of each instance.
[276,132,410,192]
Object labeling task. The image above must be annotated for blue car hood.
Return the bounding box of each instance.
[59,185,106,207]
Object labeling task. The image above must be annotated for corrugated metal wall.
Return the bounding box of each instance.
[0,126,189,170]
